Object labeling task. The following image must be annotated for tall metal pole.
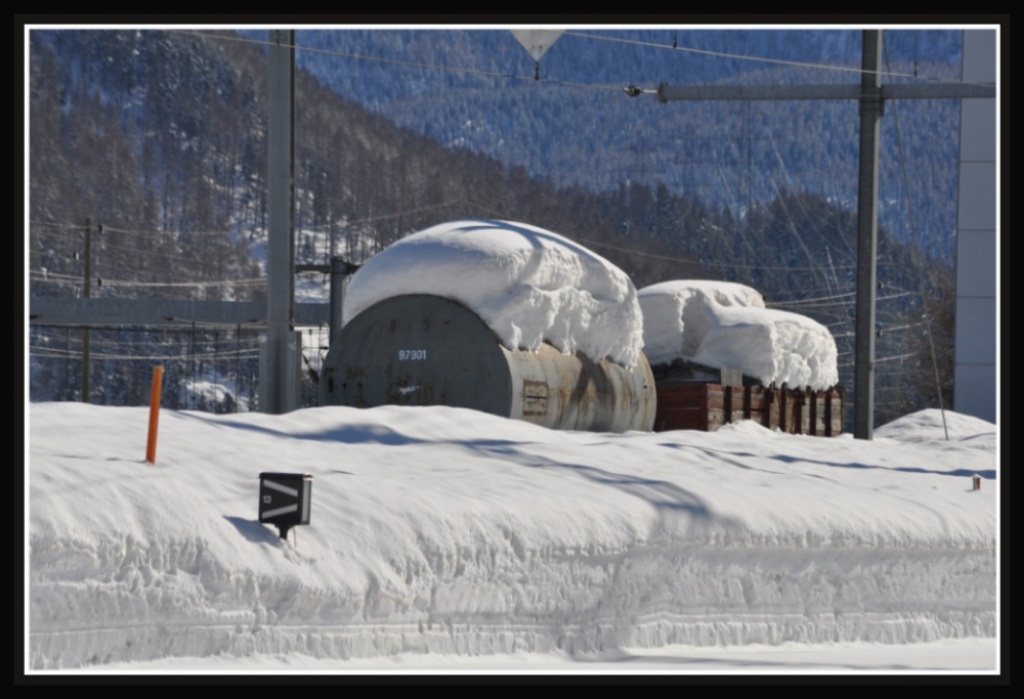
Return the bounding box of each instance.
[316,256,359,407]
[82,217,91,403]
[638,31,991,438]
[854,30,882,440]
[261,28,299,414]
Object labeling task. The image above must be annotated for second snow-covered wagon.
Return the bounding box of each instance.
[319,220,657,433]
[637,280,844,436]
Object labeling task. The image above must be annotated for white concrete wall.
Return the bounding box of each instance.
[954,29,998,423]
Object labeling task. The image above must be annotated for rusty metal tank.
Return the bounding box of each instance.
[319,294,656,432]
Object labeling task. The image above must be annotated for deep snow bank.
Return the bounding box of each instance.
[342,220,644,367]
[28,403,996,669]
[875,409,998,449]
[638,280,839,390]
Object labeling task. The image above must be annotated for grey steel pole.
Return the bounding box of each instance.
[317,256,359,406]
[854,30,882,440]
[261,28,298,413]
[641,41,993,437]
[328,257,349,353]
[82,217,91,403]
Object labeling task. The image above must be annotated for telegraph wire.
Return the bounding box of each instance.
[883,34,922,251]
[30,221,251,239]
[30,346,261,362]
[175,29,624,94]
[459,198,867,273]
[177,27,984,92]
[28,271,266,289]
[299,199,466,230]
[563,30,988,86]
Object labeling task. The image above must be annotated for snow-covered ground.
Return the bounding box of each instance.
[26,403,1000,676]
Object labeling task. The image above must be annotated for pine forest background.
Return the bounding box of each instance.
[26,26,970,429]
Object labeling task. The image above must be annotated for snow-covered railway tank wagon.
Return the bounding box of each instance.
[320,293,656,433]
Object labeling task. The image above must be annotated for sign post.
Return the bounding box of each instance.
[145,365,163,465]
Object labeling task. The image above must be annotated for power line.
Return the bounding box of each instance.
[37,202,466,239]
[26,220,88,230]
[30,346,261,361]
[563,30,987,86]
[32,328,263,347]
[27,270,84,283]
[30,242,258,272]
[300,199,467,230]
[91,277,266,289]
[185,26,985,92]
[178,29,624,94]
[96,224,242,238]
[70,241,240,266]
[767,289,856,305]
[879,280,949,305]
[772,290,915,309]
[838,350,919,369]
[30,221,244,239]
[873,351,920,364]
[883,36,921,251]
[461,197,869,274]
[28,271,266,289]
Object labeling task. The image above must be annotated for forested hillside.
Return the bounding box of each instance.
[27,27,961,427]
[292,28,963,254]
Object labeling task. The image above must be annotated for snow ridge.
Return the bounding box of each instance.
[27,404,997,669]
[29,529,995,669]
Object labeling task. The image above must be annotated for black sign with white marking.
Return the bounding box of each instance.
[258,472,312,538]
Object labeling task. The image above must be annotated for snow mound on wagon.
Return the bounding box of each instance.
[342,219,644,367]
[637,280,839,390]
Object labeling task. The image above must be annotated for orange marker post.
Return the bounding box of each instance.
[146,365,164,464]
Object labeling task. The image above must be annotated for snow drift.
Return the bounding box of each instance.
[27,403,996,669]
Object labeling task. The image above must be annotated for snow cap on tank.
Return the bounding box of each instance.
[342,219,644,367]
